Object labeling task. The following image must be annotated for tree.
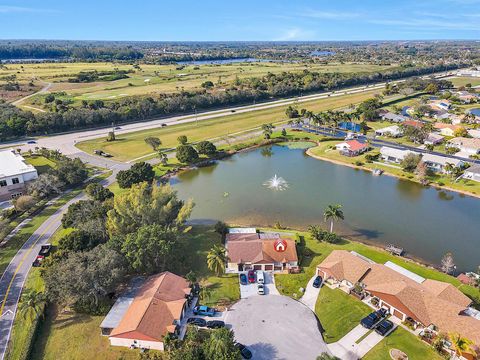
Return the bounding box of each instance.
[196,141,217,156]
[203,328,240,360]
[201,80,214,89]
[157,150,168,166]
[401,153,422,173]
[285,105,299,118]
[317,353,341,360]
[61,200,107,229]
[281,128,287,137]
[177,135,188,145]
[454,127,468,137]
[261,123,275,139]
[308,225,324,242]
[27,173,63,199]
[449,333,474,358]
[106,131,116,142]
[58,229,104,252]
[85,183,113,202]
[185,271,197,285]
[425,82,439,94]
[441,252,456,274]
[121,224,178,273]
[323,204,344,233]
[207,244,227,276]
[44,245,126,310]
[214,221,229,238]
[176,144,199,163]
[18,291,46,321]
[55,158,88,186]
[116,162,155,189]
[106,182,193,240]
[416,161,428,184]
[12,195,35,212]
[144,136,162,151]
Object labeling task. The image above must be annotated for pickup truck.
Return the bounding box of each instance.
[193,305,216,317]
[360,308,388,329]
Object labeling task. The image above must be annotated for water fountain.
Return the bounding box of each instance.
[263,174,289,191]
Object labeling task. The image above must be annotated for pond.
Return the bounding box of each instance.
[338,122,362,132]
[469,108,480,117]
[172,144,480,272]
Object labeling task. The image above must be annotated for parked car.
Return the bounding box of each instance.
[161,123,167,127]
[375,319,394,336]
[239,273,248,285]
[26,140,36,144]
[101,152,112,157]
[361,308,388,329]
[193,305,216,317]
[39,244,52,257]
[312,276,322,288]
[94,149,104,155]
[32,255,44,267]
[256,270,264,284]
[235,343,253,359]
[114,126,121,130]
[257,284,265,295]
[206,320,225,329]
[247,270,256,283]
[187,317,207,327]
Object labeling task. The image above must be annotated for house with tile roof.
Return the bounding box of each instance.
[105,271,193,351]
[335,140,369,157]
[317,250,480,347]
[433,123,464,137]
[226,231,298,273]
[448,137,480,155]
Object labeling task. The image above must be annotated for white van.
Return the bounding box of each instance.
[256,270,264,284]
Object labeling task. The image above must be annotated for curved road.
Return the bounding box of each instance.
[0,69,456,359]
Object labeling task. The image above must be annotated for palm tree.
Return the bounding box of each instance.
[324,204,344,233]
[449,333,474,359]
[207,244,227,276]
[18,291,45,321]
[158,150,168,166]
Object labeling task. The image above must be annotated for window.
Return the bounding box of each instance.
[0,180,6,187]
[12,178,20,184]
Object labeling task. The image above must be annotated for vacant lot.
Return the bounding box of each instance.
[448,76,480,88]
[76,89,382,161]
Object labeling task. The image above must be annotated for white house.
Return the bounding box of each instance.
[468,129,480,139]
[375,125,403,138]
[447,137,480,155]
[463,165,480,182]
[380,146,416,164]
[380,112,408,123]
[0,150,38,201]
[421,154,464,173]
[424,133,444,145]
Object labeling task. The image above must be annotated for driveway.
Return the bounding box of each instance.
[239,271,279,298]
[225,295,329,360]
[299,275,321,311]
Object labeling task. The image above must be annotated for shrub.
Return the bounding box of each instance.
[176,144,199,163]
[13,195,36,212]
[196,141,217,156]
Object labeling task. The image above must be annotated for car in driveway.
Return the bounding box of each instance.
[361,308,388,329]
[187,317,207,327]
[206,320,225,329]
[247,270,256,283]
[256,270,264,284]
[235,343,253,359]
[257,284,265,295]
[375,319,394,336]
[193,305,215,317]
[239,273,247,285]
[313,276,322,288]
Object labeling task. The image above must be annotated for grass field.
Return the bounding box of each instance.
[448,76,480,88]
[0,61,395,105]
[363,326,443,360]
[23,155,56,174]
[315,286,371,343]
[76,89,383,161]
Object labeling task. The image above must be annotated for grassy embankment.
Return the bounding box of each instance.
[76,88,383,162]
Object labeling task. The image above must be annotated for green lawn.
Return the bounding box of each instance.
[315,286,371,343]
[363,326,443,360]
[449,76,480,88]
[23,155,57,174]
[76,89,382,161]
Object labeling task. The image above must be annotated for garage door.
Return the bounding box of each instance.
[253,265,262,270]
[393,309,404,320]
[264,265,273,271]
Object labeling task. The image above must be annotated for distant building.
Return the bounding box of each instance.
[424,133,444,145]
[421,154,464,173]
[448,137,480,155]
[429,99,451,111]
[463,165,480,183]
[335,140,369,157]
[403,119,424,129]
[380,112,408,123]
[433,123,464,137]
[375,125,403,138]
[380,146,415,164]
[457,69,480,77]
[0,150,38,201]
[467,129,480,139]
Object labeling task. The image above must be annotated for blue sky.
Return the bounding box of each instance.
[1,0,480,41]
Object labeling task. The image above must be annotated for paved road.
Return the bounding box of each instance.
[0,174,114,360]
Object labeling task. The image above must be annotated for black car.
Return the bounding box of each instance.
[239,273,248,285]
[375,319,394,336]
[360,308,388,329]
[39,244,52,257]
[312,276,322,288]
[187,317,207,327]
[206,320,225,329]
[235,343,252,359]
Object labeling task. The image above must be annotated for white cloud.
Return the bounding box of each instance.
[275,28,316,41]
[0,5,58,14]
[299,10,360,20]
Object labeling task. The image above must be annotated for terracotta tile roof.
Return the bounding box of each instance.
[317,251,480,344]
[403,120,424,128]
[433,123,463,131]
[227,238,297,264]
[317,250,371,284]
[110,272,190,342]
[345,140,368,151]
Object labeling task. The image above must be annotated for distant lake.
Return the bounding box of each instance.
[310,51,336,56]
[173,144,480,272]
[469,108,480,117]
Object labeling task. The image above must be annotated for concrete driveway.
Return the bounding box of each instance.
[299,275,321,311]
[225,295,329,360]
[239,271,279,298]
